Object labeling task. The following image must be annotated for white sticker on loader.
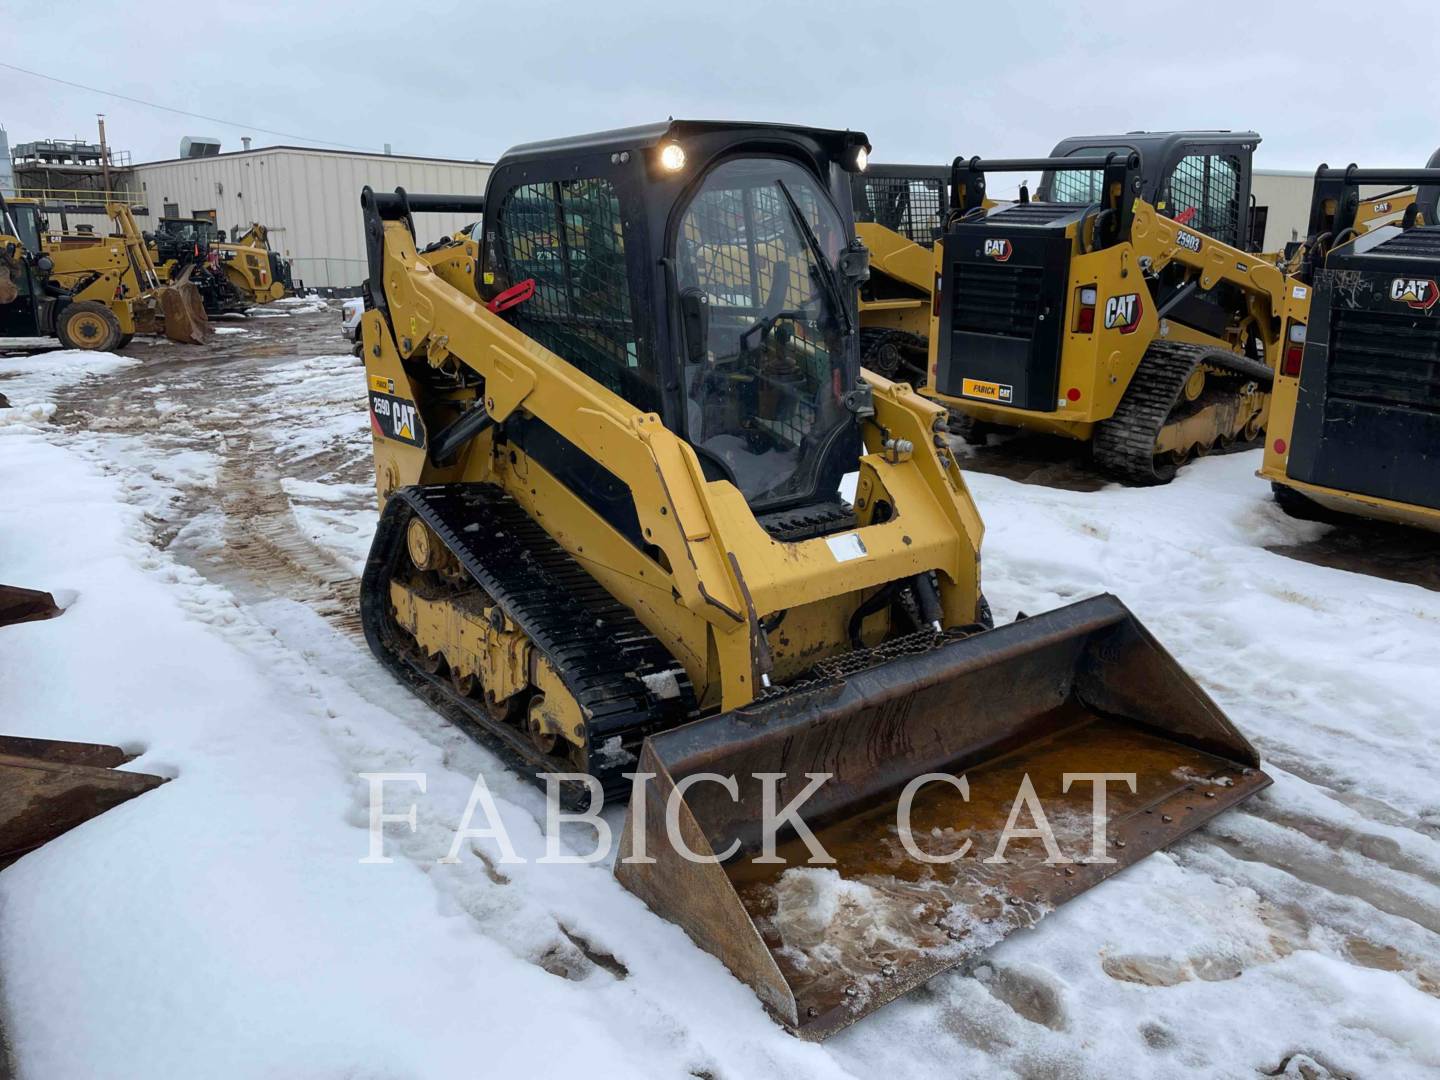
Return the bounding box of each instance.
[826,533,868,562]
[1292,285,1308,300]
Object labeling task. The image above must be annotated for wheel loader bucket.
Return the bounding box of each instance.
[0,735,167,868]
[158,282,210,344]
[615,593,1270,1039]
[154,264,210,344]
[0,260,18,305]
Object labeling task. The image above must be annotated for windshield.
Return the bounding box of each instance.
[10,205,41,253]
[1045,145,1133,203]
[675,157,855,509]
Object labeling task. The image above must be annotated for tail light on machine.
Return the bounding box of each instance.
[1075,286,1097,333]
[1282,321,1306,377]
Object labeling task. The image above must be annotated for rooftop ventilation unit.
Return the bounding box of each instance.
[180,136,221,159]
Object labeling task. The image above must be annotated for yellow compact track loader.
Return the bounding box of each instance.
[927,131,1310,483]
[356,120,1269,1038]
[851,165,949,385]
[1261,159,1440,531]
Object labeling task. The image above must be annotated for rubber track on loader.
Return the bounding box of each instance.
[1093,342,1269,485]
[860,328,929,385]
[361,484,696,797]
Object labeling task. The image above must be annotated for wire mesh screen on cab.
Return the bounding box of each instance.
[1164,154,1240,247]
[853,176,944,246]
[493,178,658,412]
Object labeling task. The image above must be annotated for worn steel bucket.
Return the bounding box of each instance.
[0,736,167,868]
[615,593,1269,1039]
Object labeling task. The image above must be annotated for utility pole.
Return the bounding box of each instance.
[97,114,112,198]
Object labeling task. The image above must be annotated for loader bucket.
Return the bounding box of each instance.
[0,735,167,868]
[157,264,211,344]
[0,584,63,628]
[615,593,1270,1040]
[159,283,211,344]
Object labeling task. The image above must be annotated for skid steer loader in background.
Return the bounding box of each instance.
[1262,159,1440,531]
[356,119,1270,1038]
[851,164,950,385]
[927,131,1309,483]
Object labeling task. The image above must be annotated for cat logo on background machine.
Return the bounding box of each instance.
[982,238,1012,261]
[1104,292,1143,333]
[1391,277,1439,310]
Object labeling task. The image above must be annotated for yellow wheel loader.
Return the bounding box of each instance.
[18,198,210,345]
[217,222,294,303]
[927,131,1310,483]
[851,165,949,385]
[1261,159,1440,531]
[356,120,1270,1038]
[0,195,135,350]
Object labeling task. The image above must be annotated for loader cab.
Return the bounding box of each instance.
[1041,130,1264,253]
[851,165,949,248]
[6,200,45,255]
[0,194,54,339]
[154,217,217,264]
[478,120,872,514]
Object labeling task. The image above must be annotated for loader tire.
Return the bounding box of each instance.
[56,301,122,352]
[115,333,134,351]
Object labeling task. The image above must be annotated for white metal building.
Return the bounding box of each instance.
[1253,169,1318,251]
[128,145,493,287]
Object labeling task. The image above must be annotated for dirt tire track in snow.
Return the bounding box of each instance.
[211,429,364,638]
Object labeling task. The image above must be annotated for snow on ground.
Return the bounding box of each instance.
[2,330,1438,1079]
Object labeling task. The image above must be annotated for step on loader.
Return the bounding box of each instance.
[1261,156,1440,531]
[355,120,1270,1037]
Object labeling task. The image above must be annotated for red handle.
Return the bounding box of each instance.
[487,278,536,314]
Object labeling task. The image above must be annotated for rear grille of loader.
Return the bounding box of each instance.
[1328,308,1440,413]
[984,202,1087,227]
[951,262,1045,339]
[1371,226,1440,258]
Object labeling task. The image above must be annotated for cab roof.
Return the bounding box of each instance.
[1048,130,1261,166]
[497,119,870,169]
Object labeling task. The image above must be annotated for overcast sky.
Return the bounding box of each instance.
[5,0,1435,173]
